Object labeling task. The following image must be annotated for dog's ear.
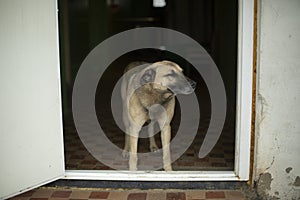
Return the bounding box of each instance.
[140,68,156,85]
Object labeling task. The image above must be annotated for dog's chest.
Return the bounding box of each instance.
[135,87,174,109]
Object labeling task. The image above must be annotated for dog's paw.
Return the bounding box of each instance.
[164,165,173,171]
[122,150,130,159]
[129,166,138,171]
[150,144,159,152]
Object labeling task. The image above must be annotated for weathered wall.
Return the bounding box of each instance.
[254,0,300,199]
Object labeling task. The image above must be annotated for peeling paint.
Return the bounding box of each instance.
[293,176,300,187]
[257,93,268,126]
[255,173,271,196]
[285,167,293,174]
[259,173,273,190]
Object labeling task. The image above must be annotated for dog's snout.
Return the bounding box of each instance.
[189,79,196,89]
[185,76,196,89]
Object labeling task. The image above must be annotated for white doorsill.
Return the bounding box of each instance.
[64,170,243,181]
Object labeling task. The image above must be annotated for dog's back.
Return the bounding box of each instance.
[124,61,148,72]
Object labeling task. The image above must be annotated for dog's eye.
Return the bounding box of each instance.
[164,70,178,78]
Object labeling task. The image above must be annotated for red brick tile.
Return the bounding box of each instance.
[89,191,109,199]
[225,190,245,199]
[70,190,91,199]
[127,193,147,200]
[107,191,128,200]
[51,191,72,198]
[69,199,89,200]
[18,190,35,197]
[186,190,205,199]
[166,192,186,200]
[31,189,53,198]
[147,191,165,200]
[205,191,225,199]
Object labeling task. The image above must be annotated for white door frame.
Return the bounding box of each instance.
[64,0,254,181]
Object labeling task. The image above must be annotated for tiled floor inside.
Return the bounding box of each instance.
[11,187,247,200]
[64,114,235,171]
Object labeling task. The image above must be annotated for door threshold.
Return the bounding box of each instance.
[64,170,242,181]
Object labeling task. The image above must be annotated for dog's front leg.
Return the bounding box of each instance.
[122,133,130,158]
[148,122,159,152]
[160,124,172,171]
[128,126,140,171]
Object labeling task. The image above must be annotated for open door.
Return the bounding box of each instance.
[0,1,64,199]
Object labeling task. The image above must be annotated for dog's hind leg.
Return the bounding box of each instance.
[148,122,159,152]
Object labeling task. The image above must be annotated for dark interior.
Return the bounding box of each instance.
[58,0,237,171]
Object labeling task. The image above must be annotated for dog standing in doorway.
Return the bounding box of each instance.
[121,60,196,171]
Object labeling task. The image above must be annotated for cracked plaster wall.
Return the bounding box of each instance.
[254,0,300,199]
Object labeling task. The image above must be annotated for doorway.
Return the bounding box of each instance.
[58,0,243,176]
[0,1,254,198]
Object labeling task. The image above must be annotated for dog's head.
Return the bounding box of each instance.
[140,60,196,95]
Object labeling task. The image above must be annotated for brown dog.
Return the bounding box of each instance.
[121,60,196,171]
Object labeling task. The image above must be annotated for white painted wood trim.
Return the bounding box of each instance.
[65,170,239,181]
[234,0,254,180]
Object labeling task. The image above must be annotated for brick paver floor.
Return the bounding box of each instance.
[10,187,247,200]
